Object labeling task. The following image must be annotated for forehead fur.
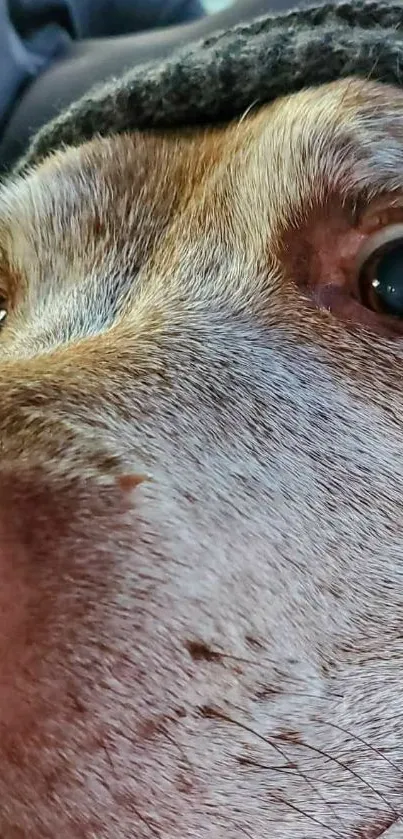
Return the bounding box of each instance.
[1,77,403,359]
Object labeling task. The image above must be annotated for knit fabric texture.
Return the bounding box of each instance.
[18,1,403,171]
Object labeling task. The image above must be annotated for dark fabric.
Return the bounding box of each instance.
[9,0,205,39]
[18,0,403,175]
[0,0,69,134]
[0,0,304,173]
[0,0,205,135]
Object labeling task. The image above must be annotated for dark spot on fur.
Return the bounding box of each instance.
[173,706,187,718]
[176,772,194,794]
[255,684,282,699]
[321,659,335,677]
[198,705,225,721]
[354,816,399,838]
[276,729,303,744]
[236,756,258,767]
[185,640,223,663]
[136,715,164,741]
[236,755,297,770]
[245,635,264,649]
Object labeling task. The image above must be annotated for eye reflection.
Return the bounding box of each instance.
[358,229,403,317]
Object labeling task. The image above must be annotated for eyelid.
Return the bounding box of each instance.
[356,223,403,273]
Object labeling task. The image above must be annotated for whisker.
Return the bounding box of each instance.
[235,756,361,788]
[255,689,344,701]
[236,100,260,129]
[323,719,403,778]
[228,702,348,828]
[277,734,399,819]
[200,706,345,837]
[234,824,255,839]
[241,703,400,817]
[270,792,345,837]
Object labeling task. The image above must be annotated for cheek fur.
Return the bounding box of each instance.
[0,472,134,729]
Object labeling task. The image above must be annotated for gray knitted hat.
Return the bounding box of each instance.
[18,1,403,172]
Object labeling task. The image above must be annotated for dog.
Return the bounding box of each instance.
[1,76,403,838]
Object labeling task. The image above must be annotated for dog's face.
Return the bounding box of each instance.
[2,77,403,838]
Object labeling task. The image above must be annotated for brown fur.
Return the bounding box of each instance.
[1,77,403,837]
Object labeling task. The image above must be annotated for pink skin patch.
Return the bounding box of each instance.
[295,198,403,337]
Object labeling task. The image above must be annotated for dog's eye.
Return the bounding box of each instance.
[358,225,403,316]
[0,299,7,327]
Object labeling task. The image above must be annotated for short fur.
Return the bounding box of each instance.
[2,73,403,837]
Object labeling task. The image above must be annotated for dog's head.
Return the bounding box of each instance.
[1,77,403,838]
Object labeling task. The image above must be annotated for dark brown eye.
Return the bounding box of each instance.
[0,298,7,327]
[358,224,403,316]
